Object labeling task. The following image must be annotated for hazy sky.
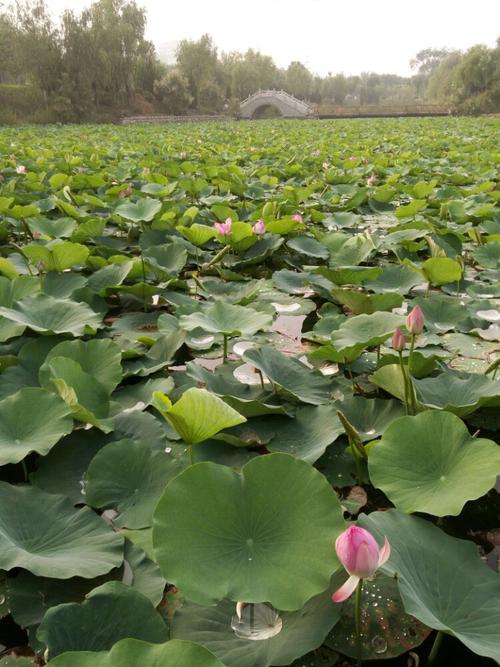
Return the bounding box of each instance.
[45,0,499,76]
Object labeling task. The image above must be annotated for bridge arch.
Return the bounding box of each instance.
[239,90,315,119]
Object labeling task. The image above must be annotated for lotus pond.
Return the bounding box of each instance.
[0,117,499,666]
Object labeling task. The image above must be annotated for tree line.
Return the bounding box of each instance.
[0,0,498,123]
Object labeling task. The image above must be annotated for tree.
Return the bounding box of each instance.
[12,0,62,109]
[285,61,312,99]
[454,44,500,113]
[410,48,451,75]
[176,34,219,107]
[222,49,281,100]
[154,68,192,113]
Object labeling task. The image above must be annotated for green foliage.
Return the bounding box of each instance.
[0,118,498,667]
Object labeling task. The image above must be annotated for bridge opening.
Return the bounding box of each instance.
[251,104,283,119]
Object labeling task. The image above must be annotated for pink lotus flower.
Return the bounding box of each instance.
[292,213,303,223]
[253,219,266,235]
[16,165,27,174]
[366,172,377,186]
[312,148,321,157]
[406,304,424,335]
[332,526,390,603]
[392,327,406,352]
[214,217,232,236]
[322,161,331,170]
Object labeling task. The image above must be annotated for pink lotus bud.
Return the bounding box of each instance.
[214,217,232,237]
[292,213,303,223]
[252,219,266,235]
[332,526,390,603]
[366,172,376,186]
[392,327,406,352]
[406,304,424,335]
[118,190,127,198]
[16,165,27,174]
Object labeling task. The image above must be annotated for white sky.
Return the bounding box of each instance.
[45,0,499,76]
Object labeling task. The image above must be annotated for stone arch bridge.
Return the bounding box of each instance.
[239,89,316,119]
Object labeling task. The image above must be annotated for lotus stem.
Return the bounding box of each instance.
[398,351,410,415]
[223,334,229,362]
[188,446,194,466]
[408,334,418,415]
[427,630,444,665]
[203,244,231,270]
[354,577,364,667]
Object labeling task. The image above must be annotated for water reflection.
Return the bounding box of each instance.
[230,602,283,640]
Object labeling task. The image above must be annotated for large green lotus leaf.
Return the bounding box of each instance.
[42,272,87,298]
[112,377,174,412]
[40,357,110,424]
[326,572,430,660]
[154,387,246,445]
[180,301,273,337]
[0,388,73,465]
[87,261,133,293]
[359,510,500,663]
[422,257,462,285]
[394,199,426,219]
[364,264,423,294]
[331,288,403,315]
[153,453,344,610]
[116,197,161,222]
[287,235,330,259]
[7,571,106,629]
[171,581,343,667]
[144,243,188,279]
[47,639,224,667]
[330,312,405,359]
[121,538,166,606]
[229,235,284,268]
[472,242,500,269]
[177,223,216,246]
[413,295,468,333]
[126,330,186,377]
[30,429,108,503]
[334,396,405,441]
[41,339,122,393]
[315,265,383,285]
[0,295,101,336]
[266,405,344,463]
[413,370,500,416]
[22,241,89,272]
[85,440,180,529]
[369,410,500,516]
[7,539,163,628]
[0,483,123,578]
[0,275,41,306]
[243,346,332,405]
[37,582,167,658]
[369,364,406,402]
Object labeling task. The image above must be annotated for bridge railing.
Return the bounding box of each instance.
[315,103,450,115]
[240,89,313,111]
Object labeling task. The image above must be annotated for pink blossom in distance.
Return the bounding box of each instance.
[332,526,390,603]
[406,304,425,335]
[214,217,232,236]
[16,165,27,174]
[366,172,377,186]
[253,219,266,235]
[292,213,303,223]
